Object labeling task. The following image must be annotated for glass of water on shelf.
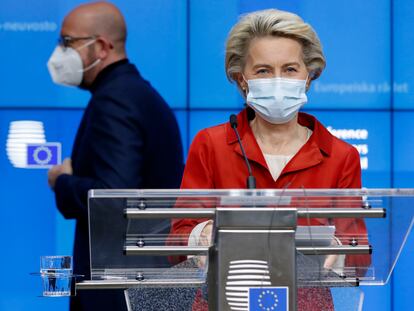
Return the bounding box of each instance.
[40,255,73,297]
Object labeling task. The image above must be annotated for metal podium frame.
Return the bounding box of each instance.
[76,189,414,311]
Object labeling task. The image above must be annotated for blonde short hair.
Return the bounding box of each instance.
[225,9,326,84]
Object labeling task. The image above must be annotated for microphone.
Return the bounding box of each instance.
[229,114,256,189]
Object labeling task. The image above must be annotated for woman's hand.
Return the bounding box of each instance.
[323,236,345,275]
[198,220,213,246]
[193,220,213,269]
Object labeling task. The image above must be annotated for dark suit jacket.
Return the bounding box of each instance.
[54,59,184,310]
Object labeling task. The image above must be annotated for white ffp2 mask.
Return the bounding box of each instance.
[246,77,308,124]
[47,40,101,87]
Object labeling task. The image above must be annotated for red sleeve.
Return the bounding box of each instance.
[180,129,215,189]
[334,147,371,273]
[337,146,361,189]
[167,130,215,263]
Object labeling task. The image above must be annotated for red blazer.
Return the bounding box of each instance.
[171,109,370,310]
[181,109,361,188]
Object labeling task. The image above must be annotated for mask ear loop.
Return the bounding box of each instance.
[76,38,98,51]
[82,58,102,73]
[305,73,312,91]
[75,39,102,73]
[240,74,249,97]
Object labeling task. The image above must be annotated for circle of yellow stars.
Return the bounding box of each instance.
[257,289,278,310]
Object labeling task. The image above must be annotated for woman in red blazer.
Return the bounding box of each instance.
[171,8,370,311]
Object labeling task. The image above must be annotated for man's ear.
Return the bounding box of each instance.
[96,37,112,59]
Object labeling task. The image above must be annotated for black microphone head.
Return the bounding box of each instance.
[229,114,238,128]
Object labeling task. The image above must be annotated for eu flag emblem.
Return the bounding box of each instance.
[27,143,61,168]
[248,287,288,311]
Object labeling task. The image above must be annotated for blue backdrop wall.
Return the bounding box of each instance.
[0,0,413,310]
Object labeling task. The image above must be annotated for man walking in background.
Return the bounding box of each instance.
[47,2,183,310]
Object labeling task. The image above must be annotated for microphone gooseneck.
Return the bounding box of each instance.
[229,114,256,189]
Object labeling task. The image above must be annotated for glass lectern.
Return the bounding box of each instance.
[75,189,414,311]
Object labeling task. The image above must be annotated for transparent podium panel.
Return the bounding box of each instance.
[88,195,208,283]
[83,189,414,311]
[288,189,414,286]
[87,194,208,310]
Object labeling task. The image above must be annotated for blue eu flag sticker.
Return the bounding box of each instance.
[27,143,61,168]
[248,287,288,311]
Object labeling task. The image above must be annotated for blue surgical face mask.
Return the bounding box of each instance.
[246,76,308,124]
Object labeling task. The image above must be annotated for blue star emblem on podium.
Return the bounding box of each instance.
[248,287,288,311]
